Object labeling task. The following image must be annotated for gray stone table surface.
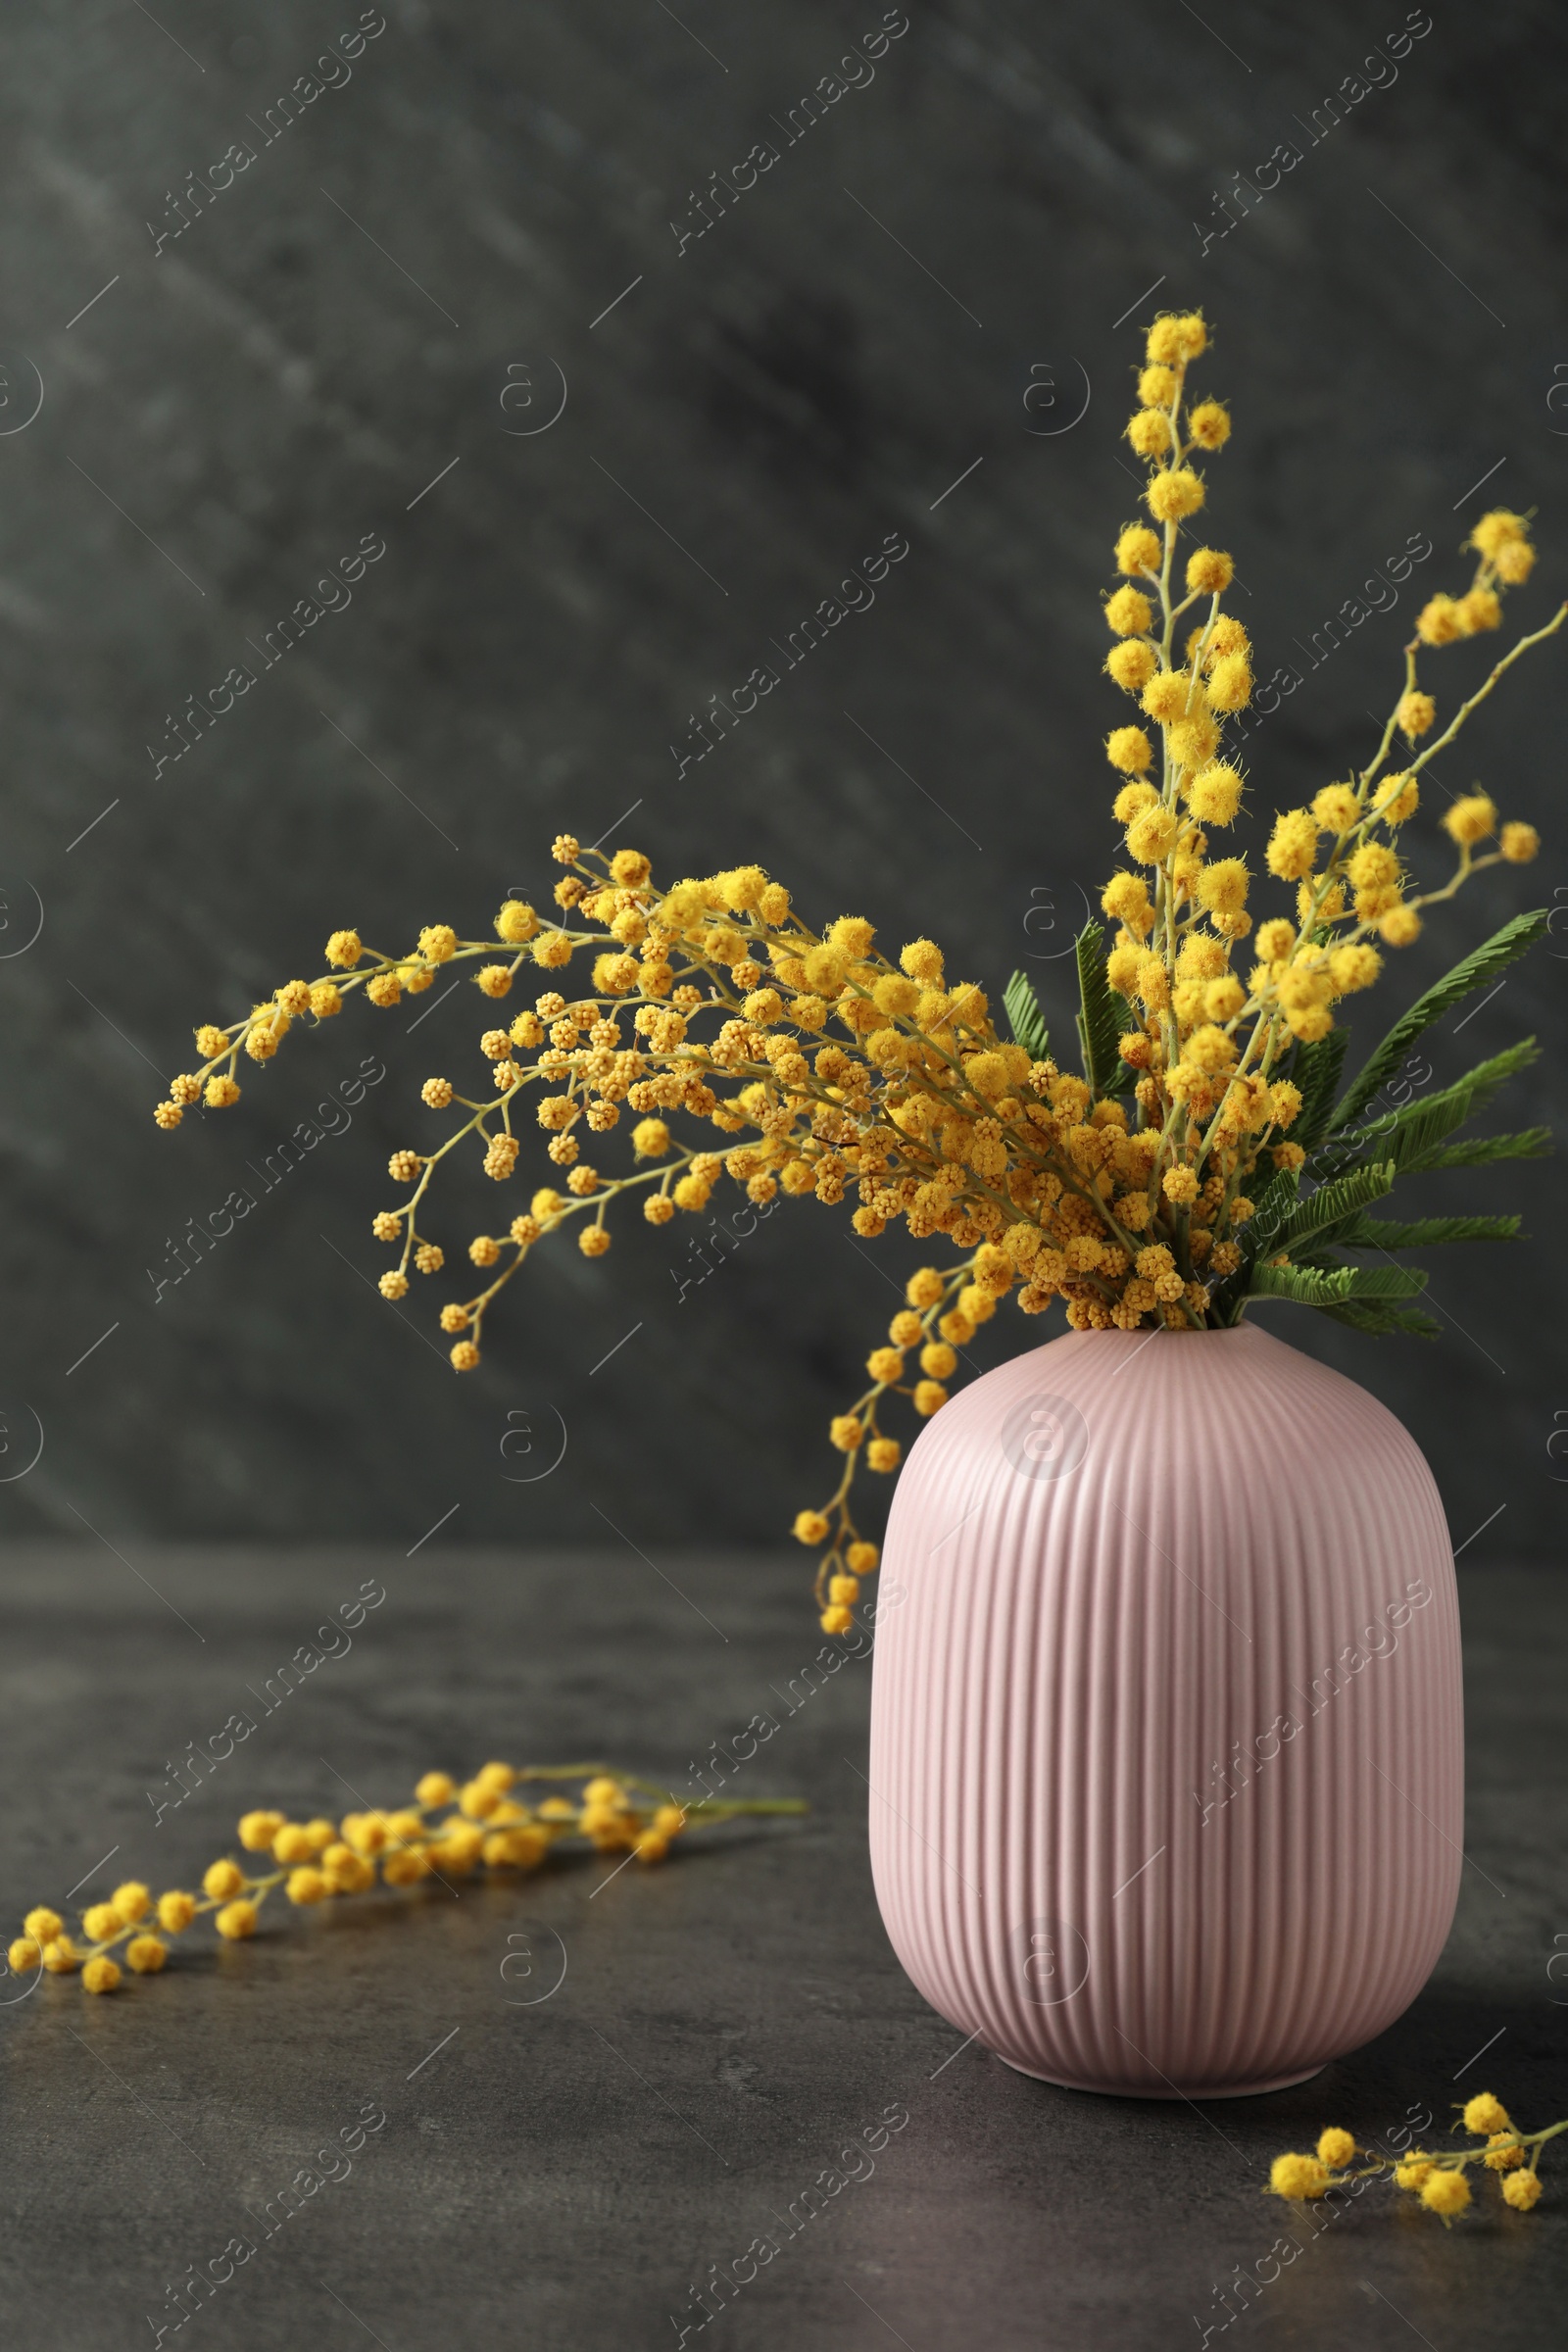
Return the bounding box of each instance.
[0,1544,1563,2350]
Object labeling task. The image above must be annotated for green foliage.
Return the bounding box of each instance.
[1388,1043,1538,1171]
[1317,1298,1444,1339]
[1228,951,1547,1336]
[1338,1212,1521,1249]
[1246,1259,1429,1308]
[1315,1041,1539,1181]
[1232,1162,1299,1265]
[1002,969,1050,1064]
[1330,909,1547,1133]
[1405,1127,1551,1171]
[1282,1029,1349,1150]
[1274,1161,1396,1252]
[1072,921,1136,1097]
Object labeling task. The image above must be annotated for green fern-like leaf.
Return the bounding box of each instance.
[1284,1030,1350,1151]
[1375,1090,1484,1174]
[1242,1261,1343,1307]
[1318,1298,1444,1339]
[1246,1259,1429,1308]
[1275,1162,1396,1252]
[1002,969,1051,1064]
[1225,931,1546,1336]
[1233,1163,1300,1265]
[1338,1212,1522,1249]
[1319,1040,1539,1178]
[1383,1042,1539,1173]
[1072,920,1135,1097]
[1408,1126,1552,1171]
[1329,908,1546,1132]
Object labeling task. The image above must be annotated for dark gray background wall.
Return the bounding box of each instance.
[1,0,1563,1560]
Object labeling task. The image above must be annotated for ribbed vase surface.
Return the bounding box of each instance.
[867,1322,1462,2096]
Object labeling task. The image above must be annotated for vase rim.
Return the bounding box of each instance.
[1057,1318,1275,1341]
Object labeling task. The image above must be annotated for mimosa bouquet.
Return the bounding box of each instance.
[155,309,1558,1632]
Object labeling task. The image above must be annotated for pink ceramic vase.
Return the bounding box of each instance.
[867,1322,1462,2097]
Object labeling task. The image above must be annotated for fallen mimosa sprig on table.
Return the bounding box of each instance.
[8,1761,807,1994]
[1269,2092,1564,2223]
